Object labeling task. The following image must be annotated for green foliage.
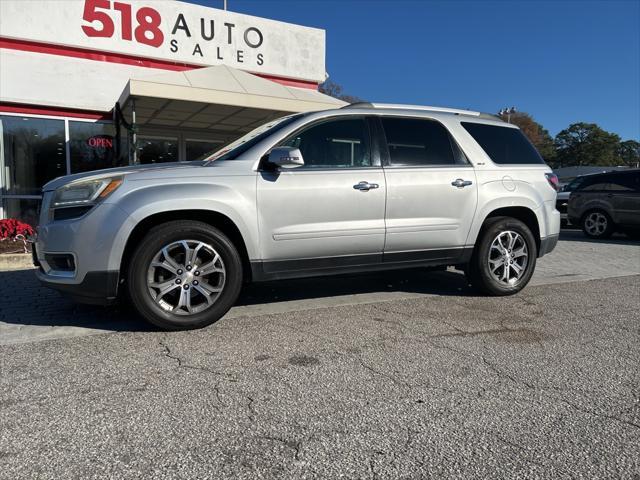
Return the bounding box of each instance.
[495,112,638,168]
[319,79,363,103]
[617,140,640,167]
[554,122,623,167]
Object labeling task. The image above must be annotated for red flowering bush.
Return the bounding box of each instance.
[0,219,35,253]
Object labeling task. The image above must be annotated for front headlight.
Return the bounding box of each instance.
[52,176,123,208]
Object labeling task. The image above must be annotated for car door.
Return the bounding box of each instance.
[608,172,640,226]
[256,116,386,275]
[378,116,478,263]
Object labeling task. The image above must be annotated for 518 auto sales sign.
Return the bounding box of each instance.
[0,0,326,83]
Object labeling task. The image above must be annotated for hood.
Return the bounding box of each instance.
[42,161,206,192]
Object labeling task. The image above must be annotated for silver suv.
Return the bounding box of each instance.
[34,104,561,330]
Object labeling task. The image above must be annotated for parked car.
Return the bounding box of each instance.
[556,174,598,225]
[567,170,640,239]
[34,103,561,330]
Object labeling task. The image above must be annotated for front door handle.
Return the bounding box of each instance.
[451,178,473,188]
[353,181,379,191]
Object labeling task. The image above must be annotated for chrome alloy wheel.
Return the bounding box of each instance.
[147,240,226,315]
[487,231,529,286]
[584,212,608,236]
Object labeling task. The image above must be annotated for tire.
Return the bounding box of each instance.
[466,216,537,296]
[581,210,614,239]
[127,220,243,330]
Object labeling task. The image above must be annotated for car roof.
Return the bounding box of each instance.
[316,102,511,128]
[580,169,640,178]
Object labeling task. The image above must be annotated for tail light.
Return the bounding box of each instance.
[545,173,560,192]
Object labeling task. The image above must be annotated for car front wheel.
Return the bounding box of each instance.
[466,216,537,296]
[127,220,243,330]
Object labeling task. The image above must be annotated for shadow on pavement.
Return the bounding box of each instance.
[238,268,473,306]
[559,229,640,247]
[0,269,151,333]
[0,267,473,332]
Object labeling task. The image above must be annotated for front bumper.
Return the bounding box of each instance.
[36,269,119,305]
[33,201,134,304]
[538,234,559,257]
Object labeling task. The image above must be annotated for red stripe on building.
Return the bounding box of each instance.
[0,102,111,120]
[0,37,319,90]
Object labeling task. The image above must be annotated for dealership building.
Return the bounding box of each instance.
[0,0,343,224]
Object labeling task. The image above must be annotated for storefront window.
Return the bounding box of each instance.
[69,121,125,173]
[0,115,66,195]
[186,140,222,161]
[2,197,40,227]
[138,137,178,164]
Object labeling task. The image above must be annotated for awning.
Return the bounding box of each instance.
[117,65,345,137]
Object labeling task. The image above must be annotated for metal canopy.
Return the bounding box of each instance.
[117,65,345,138]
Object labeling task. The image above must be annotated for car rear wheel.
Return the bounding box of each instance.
[581,210,614,239]
[466,217,537,296]
[127,220,243,330]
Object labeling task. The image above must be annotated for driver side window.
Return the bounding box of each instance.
[279,118,372,168]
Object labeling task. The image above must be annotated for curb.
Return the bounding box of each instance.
[0,254,34,271]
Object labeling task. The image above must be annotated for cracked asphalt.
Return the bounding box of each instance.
[1,272,639,479]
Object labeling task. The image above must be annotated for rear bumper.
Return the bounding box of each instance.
[538,234,559,257]
[36,269,119,305]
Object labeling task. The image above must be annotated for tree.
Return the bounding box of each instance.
[617,140,640,167]
[319,79,363,104]
[554,122,621,167]
[497,111,556,163]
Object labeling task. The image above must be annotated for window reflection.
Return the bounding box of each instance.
[138,137,178,164]
[186,140,222,161]
[3,197,40,227]
[69,121,125,173]
[0,116,66,195]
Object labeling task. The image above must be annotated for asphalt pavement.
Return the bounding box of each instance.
[0,230,639,479]
[1,230,639,346]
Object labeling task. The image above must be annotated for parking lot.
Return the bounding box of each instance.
[1,230,639,479]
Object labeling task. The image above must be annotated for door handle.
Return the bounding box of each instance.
[451,178,473,188]
[353,181,379,191]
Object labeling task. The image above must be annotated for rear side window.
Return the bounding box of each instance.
[608,172,640,192]
[381,117,466,167]
[462,122,544,165]
[577,174,612,191]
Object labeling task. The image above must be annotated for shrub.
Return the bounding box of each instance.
[0,219,35,253]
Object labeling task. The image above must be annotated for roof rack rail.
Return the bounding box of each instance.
[340,102,502,119]
[341,102,374,109]
[370,103,482,116]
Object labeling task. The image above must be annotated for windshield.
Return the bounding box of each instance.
[204,114,304,163]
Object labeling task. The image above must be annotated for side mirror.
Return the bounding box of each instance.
[268,147,304,169]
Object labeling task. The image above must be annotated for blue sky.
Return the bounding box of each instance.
[191,0,639,140]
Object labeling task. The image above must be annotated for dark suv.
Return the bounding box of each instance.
[567,170,640,239]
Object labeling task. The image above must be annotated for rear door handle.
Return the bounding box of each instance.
[353,181,379,191]
[451,178,473,188]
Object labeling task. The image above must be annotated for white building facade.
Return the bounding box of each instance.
[0,0,340,224]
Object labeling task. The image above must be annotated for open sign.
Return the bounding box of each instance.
[87,135,114,148]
